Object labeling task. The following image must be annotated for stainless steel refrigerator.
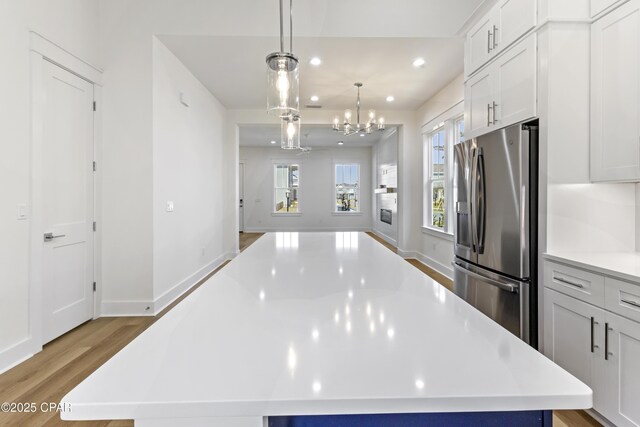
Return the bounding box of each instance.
[453,120,538,347]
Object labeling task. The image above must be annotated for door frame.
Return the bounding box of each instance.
[239,161,246,233]
[29,32,103,351]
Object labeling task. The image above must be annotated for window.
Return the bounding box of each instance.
[335,164,360,212]
[422,106,464,235]
[274,164,299,213]
[428,126,446,229]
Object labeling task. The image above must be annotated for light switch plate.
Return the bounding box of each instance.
[17,204,27,220]
[166,201,174,212]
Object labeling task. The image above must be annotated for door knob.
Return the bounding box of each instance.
[44,232,66,242]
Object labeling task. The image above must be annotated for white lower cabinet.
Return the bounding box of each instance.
[605,311,640,427]
[545,286,640,426]
[544,288,608,412]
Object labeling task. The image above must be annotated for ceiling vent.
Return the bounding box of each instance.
[305,105,322,109]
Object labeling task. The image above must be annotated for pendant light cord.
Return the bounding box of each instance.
[289,0,293,53]
[279,0,284,52]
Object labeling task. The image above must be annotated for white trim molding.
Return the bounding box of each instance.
[370,229,398,248]
[102,253,236,317]
[397,249,454,279]
[30,32,103,85]
[152,254,229,315]
[0,338,39,375]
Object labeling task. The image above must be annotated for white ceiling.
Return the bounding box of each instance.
[239,125,388,147]
[155,0,487,112]
[159,35,465,111]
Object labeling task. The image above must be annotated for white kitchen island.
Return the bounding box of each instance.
[61,232,591,426]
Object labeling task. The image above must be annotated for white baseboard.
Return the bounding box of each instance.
[0,337,39,375]
[102,253,235,317]
[100,300,155,317]
[397,249,454,280]
[152,254,228,315]
[243,226,371,233]
[370,229,398,247]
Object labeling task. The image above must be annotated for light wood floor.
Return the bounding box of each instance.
[0,231,600,426]
[239,232,264,252]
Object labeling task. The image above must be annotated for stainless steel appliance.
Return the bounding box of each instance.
[453,120,538,347]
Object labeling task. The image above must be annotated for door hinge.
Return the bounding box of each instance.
[93,101,97,111]
[92,161,96,172]
[93,282,96,292]
[93,221,96,232]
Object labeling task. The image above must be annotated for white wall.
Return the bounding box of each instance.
[407,75,464,278]
[538,23,637,255]
[0,0,100,372]
[239,146,372,232]
[151,39,228,313]
[372,129,399,245]
[637,184,640,251]
[228,109,417,252]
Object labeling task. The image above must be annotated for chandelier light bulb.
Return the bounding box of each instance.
[344,109,352,124]
[378,117,385,130]
[368,110,376,121]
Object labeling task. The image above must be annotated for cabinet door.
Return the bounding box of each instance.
[493,35,537,130]
[466,12,495,77]
[465,67,494,140]
[603,311,640,427]
[591,0,640,182]
[494,0,536,52]
[544,289,607,409]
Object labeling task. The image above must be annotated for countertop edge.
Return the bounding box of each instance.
[59,393,593,421]
[543,252,640,284]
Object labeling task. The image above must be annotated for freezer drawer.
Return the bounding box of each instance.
[453,261,532,345]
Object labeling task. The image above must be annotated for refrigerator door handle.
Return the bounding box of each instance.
[470,148,478,253]
[453,262,519,293]
[477,148,486,254]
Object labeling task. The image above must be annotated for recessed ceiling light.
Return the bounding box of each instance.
[310,95,319,102]
[386,95,395,102]
[413,57,426,68]
[309,57,322,66]
[270,140,276,144]
[337,141,344,145]
[360,133,365,137]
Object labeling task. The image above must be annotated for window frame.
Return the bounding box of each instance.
[333,162,362,215]
[272,162,302,216]
[421,102,464,238]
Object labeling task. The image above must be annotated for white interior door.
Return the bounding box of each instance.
[41,60,95,343]
[239,163,244,232]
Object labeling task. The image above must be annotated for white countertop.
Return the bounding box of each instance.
[62,232,591,422]
[544,252,640,284]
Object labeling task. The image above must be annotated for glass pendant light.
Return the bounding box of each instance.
[266,0,299,118]
[281,114,301,150]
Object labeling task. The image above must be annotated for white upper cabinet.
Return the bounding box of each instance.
[465,67,494,139]
[466,14,495,78]
[465,0,536,78]
[591,0,640,182]
[464,34,537,140]
[492,35,537,129]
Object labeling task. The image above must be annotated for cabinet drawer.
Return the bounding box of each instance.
[544,261,605,306]
[605,277,640,322]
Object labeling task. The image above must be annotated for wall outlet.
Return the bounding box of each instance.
[166,201,174,212]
